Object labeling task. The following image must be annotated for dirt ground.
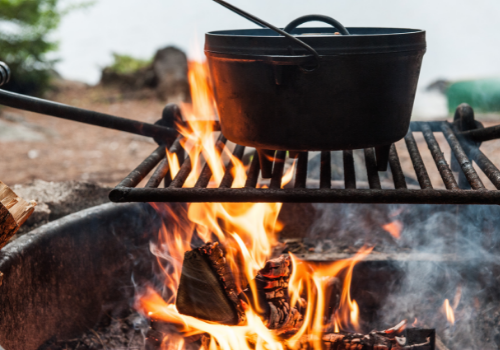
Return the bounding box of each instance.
[0,82,175,188]
[1,81,500,190]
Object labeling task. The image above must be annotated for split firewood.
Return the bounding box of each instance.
[176,242,245,325]
[176,241,341,334]
[0,180,36,249]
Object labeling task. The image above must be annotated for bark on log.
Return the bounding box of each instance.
[0,180,36,249]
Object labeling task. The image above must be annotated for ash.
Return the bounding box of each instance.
[38,308,147,350]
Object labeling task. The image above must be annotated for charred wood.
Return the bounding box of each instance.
[176,242,245,325]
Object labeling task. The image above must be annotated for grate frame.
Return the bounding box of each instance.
[110,105,500,205]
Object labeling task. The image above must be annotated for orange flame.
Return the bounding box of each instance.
[166,150,180,180]
[382,220,403,239]
[444,299,455,324]
[139,58,375,350]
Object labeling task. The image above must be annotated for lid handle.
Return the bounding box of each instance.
[284,15,350,36]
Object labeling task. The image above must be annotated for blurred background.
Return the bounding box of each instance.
[1,0,500,186]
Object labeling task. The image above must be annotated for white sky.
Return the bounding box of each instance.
[53,0,500,87]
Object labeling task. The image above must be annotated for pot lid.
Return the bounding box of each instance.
[205,27,426,56]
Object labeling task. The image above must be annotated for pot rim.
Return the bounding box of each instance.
[205,27,426,56]
[207,27,425,37]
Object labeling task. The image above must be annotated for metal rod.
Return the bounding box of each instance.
[169,154,193,188]
[146,136,183,188]
[364,148,381,189]
[212,0,321,66]
[388,144,407,189]
[0,89,177,143]
[459,124,500,142]
[343,150,356,189]
[117,146,165,188]
[448,125,500,190]
[410,121,445,132]
[294,152,308,189]
[109,187,500,205]
[270,151,287,189]
[420,123,459,190]
[194,135,227,188]
[219,145,246,188]
[145,159,169,188]
[441,123,485,190]
[245,150,261,188]
[319,151,331,189]
[404,130,433,189]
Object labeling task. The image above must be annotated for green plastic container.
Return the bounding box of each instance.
[447,78,500,113]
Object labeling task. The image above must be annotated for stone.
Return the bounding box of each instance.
[12,180,111,234]
[152,46,189,101]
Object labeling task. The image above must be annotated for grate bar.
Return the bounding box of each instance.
[460,124,500,143]
[320,151,331,189]
[219,145,246,188]
[146,136,183,188]
[294,152,308,189]
[420,123,459,190]
[270,151,287,189]
[118,146,165,188]
[169,154,192,188]
[441,123,485,190]
[449,125,500,190]
[388,144,407,189]
[343,150,356,189]
[244,150,261,188]
[405,129,433,189]
[364,148,382,189]
[194,135,227,188]
[109,187,500,204]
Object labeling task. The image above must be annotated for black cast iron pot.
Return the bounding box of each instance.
[205,16,426,151]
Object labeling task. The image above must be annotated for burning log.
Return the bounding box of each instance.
[176,242,340,333]
[176,242,246,325]
[168,243,435,350]
[251,254,308,332]
[306,323,434,350]
[0,180,36,249]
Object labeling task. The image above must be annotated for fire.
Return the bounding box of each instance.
[138,59,374,349]
[166,151,180,179]
[443,299,455,325]
[382,220,403,239]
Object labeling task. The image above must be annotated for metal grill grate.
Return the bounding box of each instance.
[110,106,500,205]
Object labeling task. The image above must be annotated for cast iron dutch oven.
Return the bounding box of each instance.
[205,15,426,151]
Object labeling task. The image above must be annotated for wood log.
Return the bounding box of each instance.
[0,180,36,249]
[176,242,245,325]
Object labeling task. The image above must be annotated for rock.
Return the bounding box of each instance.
[99,46,189,102]
[11,180,111,234]
[152,46,189,101]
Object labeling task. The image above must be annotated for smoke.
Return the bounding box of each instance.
[307,203,500,349]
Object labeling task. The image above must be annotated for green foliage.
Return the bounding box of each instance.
[106,53,151,75]
[0,0,91,95]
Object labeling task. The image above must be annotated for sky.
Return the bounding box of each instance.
[53,0,500,89]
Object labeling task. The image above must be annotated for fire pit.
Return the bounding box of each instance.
[0,202,160,349]
[1,38,500,350]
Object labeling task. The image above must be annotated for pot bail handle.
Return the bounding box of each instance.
[284,15,350,35]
